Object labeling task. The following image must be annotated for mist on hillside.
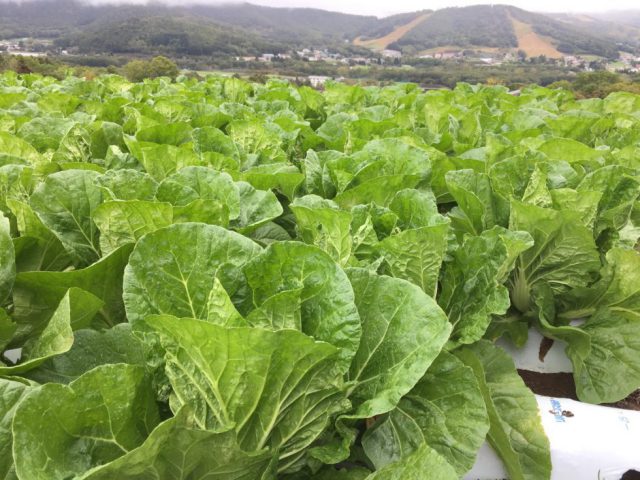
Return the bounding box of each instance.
[1,0,640,17]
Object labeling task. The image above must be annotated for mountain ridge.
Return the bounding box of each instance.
[1,1,638,59]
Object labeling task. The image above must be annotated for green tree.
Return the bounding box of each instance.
[123,59,149,82]
[573,71,620,98]
[13,56,32,75]
[123,56,179,82]
[149,56,179,79]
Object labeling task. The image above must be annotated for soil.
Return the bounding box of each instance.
[517,369,640,411]
[518,370,577,399]
[538,336,554,362]
[509,15,563,58]
[354,13,431,50]
[609,390,640,412]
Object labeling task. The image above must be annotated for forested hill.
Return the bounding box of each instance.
[0,0,373,43]
[356,5,636,58]
[0,0,376,56]
[0,0,638,58]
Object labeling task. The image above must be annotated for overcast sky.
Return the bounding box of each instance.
[241,0,640,16]
[7,0,640,17]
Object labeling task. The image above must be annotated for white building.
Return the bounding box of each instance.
[382,49,402,58]
[563,55,583,67]
[308,75,331,87]
[435,51,461,59]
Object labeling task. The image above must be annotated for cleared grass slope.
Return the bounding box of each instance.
[510,16,562,58]
[354,13,430,50]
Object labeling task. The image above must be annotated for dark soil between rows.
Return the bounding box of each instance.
[517,369,640,411]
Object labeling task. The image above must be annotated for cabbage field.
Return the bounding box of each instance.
[0,72,639,479]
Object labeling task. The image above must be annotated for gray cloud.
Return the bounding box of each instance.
[1,0,638,17]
